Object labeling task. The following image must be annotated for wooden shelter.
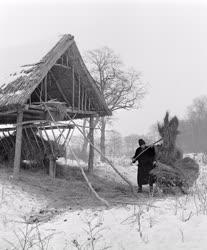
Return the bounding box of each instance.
[0,34,111,178]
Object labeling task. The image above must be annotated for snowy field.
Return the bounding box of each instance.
[0,160,207,249]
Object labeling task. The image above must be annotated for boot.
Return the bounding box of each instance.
[137,186,142,193]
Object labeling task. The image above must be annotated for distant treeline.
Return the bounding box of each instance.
[177,95,207,154]
[67,96,207,161]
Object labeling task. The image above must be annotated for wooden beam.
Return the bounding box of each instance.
[88,116,94,173]
[0,109,17,115]
[13,109,24,178]
[25,109,44,115]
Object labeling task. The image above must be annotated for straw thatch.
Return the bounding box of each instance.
[156,112,182,165]
[151,112,199,193]
[0,34,111,124]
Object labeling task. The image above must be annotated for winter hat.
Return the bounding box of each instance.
[139,139,146,146]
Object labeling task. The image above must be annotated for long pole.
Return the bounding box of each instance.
[132,138,163,162]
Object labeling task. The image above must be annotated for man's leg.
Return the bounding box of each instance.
[138,185,142,193]
[137,167,142,193]
[149,174,154,193]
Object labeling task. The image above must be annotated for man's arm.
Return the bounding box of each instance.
[132,148,140,163]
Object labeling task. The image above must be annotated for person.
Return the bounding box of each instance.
[132,139,156,193]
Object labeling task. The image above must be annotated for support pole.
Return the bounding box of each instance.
[13,109,23,178]
[88,116,94,173]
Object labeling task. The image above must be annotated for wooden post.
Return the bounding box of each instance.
[88,116,94,173]
[13,109,23,178]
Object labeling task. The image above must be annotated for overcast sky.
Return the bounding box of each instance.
[0,0,206,136]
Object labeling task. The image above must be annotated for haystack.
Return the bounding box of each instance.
[0,127,65,169]
[150,112,199,193]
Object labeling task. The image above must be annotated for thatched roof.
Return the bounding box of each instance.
[0,34,111,122]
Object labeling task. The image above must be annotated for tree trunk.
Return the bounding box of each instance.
[100,117,106,162]
[80,119,89,162]
[81,117,99,162]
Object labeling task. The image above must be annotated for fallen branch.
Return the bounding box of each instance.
[69,144,109,207]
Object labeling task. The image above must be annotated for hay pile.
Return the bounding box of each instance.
[0,127,65,169]
[150,112,199,193]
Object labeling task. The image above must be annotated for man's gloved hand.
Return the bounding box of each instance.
[153,160,157,167]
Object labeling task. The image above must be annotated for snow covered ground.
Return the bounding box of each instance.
[1,163,207,250]
[40,165,207,250]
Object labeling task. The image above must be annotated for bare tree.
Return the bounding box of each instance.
[82,47,146,162]
[106,130,123,158]
[124,134,139,157]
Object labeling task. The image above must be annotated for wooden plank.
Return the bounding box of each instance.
[13,109,24,178]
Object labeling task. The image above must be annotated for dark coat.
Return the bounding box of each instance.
[132,146,156,186]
